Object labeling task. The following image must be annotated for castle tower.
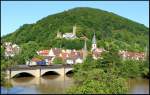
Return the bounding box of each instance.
[73,24,77,35]
[83,39,87,60]
[91,32,97,51]
[57,30,62,38]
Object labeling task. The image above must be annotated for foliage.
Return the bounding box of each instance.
[118,59,149,78]
[67,46,149,94]
[53,57,64,64]
[67,51,128,94]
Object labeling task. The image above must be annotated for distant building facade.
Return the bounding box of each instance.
[3,42,20,57]
[119,50,145,60]
[36,45,86,65]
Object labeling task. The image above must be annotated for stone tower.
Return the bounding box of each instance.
[91,32,97,51]
[83,39,87,60]
[57,30,62,38]
[73,24,77,35]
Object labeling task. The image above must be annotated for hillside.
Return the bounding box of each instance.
[2,7,149,52]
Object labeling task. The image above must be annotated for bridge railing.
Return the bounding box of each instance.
[6,64,73,71]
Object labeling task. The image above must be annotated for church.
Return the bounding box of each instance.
[91,32,105,59]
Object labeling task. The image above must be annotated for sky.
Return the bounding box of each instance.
[1,1,149,36]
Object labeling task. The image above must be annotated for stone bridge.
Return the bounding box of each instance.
[6,65,73,79]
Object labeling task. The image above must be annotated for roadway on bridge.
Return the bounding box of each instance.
[8,64,73,71]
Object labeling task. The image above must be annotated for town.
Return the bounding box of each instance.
[3,25,146,66]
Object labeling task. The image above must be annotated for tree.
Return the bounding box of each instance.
[53,57,64,64]
[67,49,128,94]
[20,41,39,63]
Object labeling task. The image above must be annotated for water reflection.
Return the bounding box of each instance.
[2,75,74,94]
[127,78,149,94]
[1,76,149,94]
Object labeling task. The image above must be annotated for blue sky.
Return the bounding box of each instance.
[1,1,149,36]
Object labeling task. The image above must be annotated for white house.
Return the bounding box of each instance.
[75,57,83,64]
[66,58,74,65]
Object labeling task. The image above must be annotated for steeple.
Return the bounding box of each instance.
[92,32,96,44]
[83,39,87,60]
[73,24,77,35]
[91,32,97,51]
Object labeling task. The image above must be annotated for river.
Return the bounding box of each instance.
[1,75,149,94]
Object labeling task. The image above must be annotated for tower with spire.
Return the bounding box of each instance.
[91,32,97,51]
[83,39,87,60]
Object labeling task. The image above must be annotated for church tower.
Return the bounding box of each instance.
[73,24,77,35]
[91,32,97,51]
[83,39,87,60]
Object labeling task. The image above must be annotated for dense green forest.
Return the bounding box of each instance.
[2,7,149,53]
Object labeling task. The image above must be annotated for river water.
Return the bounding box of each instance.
[1,75,149,94]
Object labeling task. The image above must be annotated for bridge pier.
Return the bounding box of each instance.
[6,69,11,79]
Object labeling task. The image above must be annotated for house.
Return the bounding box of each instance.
[43,56,53,65]
[92,48,105,60]
[52,48,62,56]
[26,57,47,66]
[65,57,74,65]
[37,50,49,56]
[26,58,41,66]
[119,50,145,60]
[4,42,20,57]
[75,57,83,64]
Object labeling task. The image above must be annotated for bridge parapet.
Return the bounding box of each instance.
[6,64,74,79]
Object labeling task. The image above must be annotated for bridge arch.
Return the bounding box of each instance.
[65,68,74,75]
[41,71,60,76]
[11,72,35,78]
[66,70,73,74]
[41,69,62,77]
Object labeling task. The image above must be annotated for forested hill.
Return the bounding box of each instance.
[1,7,149,52]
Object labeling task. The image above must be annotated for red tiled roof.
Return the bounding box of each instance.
[31,58,42,62]
[37,50,49,55]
